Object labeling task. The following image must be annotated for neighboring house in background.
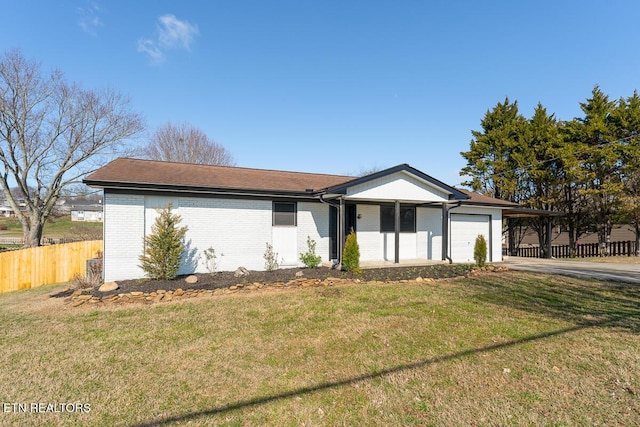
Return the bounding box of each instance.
[69,201,103,222]
[0,203,14,217]
[85,158,522,282]
[0,199,27,217]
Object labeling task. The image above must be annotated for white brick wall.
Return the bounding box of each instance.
[297,202,330,264]
[356,204,382,261]
[103,193,145,281]
[177,197,272,273]
[417,207,442,260]
[103,190,503,281]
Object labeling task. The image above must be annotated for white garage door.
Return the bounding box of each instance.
[450,214,490,263]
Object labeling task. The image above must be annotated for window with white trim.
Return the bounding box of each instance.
[273,202,297,226]
[380,205,416,232]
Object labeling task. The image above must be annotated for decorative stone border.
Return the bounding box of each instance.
[64,266,508,308]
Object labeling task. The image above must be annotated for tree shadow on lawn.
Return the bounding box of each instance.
[129,272,640,426]
[465,272,640,333]
[131,316,627,427]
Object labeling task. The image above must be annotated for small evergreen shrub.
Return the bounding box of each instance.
[342,228,360,274]
[299,235,322,268]
[138,203,188,280]
[474,234,487,267]
[264,242,280,272]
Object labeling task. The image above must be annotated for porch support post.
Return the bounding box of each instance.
[441,203,449,262]
[545,216,553,259]
[508,217,515,256]
[338,197,345,265]
[394,200,400,264]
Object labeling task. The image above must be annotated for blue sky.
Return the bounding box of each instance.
[2,1,640,185]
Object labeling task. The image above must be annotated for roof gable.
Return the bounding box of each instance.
[327,164,469,201]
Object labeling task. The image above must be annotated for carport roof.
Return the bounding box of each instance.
[502,207,563,218]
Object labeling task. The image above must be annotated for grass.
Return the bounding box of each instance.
[1,271,639,426]
[0,216,102,239]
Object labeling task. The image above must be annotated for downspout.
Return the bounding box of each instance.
[337,197,345,267]
[442,201,462,264]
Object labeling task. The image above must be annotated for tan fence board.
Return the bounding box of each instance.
[0,240,103,294]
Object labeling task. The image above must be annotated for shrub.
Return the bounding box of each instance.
[299,235,322,268]
[342,228,360,274]
[72,255,103,289]
[69,224,103,241]
[203,247,223,274]
[264,242,280,272]
[138,203,188,280]
[474,234,487,267]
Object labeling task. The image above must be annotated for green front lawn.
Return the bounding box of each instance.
[0,271,638,426]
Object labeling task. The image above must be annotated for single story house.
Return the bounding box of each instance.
[0,203,14,217]
[85,158,520,282]
[70,201,104,222]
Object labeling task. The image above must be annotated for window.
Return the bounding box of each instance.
[380,205,416,232]
[273,202,297,226]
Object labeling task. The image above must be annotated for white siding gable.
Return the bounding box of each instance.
[345,171,450,202]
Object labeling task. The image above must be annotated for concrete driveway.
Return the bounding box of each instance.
[500,257,640,284]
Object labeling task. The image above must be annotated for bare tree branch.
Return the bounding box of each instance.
[141,121,235,166]
[0,49,145,246]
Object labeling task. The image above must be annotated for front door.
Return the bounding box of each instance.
[329,203,357,260]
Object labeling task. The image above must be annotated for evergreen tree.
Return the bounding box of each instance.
[612,91,640,254]
[567,86,623,254]
[474,235,487,267]
[139,203,188,280]
[342,228,360,274]
[520,104,564,256]
[460,98,527,202]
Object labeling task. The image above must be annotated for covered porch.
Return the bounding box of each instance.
[318,164,509,266]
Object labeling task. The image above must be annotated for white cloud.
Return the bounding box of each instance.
[138,14,199,63]
[137,39,165,63]
[158,14,199,50]
[77,2,104,36]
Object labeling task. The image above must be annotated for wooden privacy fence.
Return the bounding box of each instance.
[0,240,103,294]
[516,240,638,258]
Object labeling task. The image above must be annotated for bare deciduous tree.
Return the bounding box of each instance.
[141,122,235,166]
[0,49,145,247]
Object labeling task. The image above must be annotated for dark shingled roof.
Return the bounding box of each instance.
[456,188,519,207]
[85,158,518,208]
[84,158,356,194]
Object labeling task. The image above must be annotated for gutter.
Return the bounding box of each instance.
[319,193,343,268]
[442,201,463,264]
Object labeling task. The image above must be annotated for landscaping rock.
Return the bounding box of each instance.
[234,267,250,277]
[185,275,198,284]
[99,281,119,292]
[295,271,304,277]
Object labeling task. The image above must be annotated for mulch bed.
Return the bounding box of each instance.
[51,264,477,299]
